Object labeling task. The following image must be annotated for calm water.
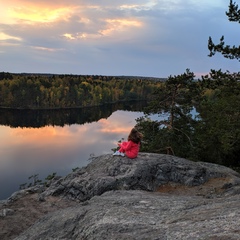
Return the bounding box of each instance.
[0,104,145,200]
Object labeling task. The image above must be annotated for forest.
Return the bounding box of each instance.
[136,69,240,168]
[0,73,162,109]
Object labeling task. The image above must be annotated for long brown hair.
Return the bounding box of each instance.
[127,128,143,144]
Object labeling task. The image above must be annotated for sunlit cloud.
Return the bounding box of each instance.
[63,33,76,40]
[31,46,64,52]
[119,4,142,10]
[119,1,157,11]
[62,18,143,40]
[0,33,22,41]
[99,18,142,36]
[63,33,88,40]
[106,19,142,28]
[7,5,74,24]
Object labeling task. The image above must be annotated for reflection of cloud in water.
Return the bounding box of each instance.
[0,110,144,199]
[99,110,144,135]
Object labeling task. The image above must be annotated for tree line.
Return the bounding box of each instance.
[136,69,240,168]
[0,73,161,109]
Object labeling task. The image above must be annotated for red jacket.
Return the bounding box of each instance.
[120,140,140,159]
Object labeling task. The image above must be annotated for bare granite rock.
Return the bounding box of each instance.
[1,153,240,240]
[39,153,240,201]
[15,190,240,240]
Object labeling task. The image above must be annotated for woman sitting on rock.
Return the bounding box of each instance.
[113,127,143,158]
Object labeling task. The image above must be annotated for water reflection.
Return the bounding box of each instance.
[0,101,146,128]
[0,106,145,200]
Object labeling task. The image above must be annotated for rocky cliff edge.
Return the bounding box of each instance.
[1,153,240,240]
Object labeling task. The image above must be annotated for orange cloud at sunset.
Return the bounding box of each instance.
[100,18,142,36]
[8,6,73,24]
[1,1,143,42]
[1,1,79,25]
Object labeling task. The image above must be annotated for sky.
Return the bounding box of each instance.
[0,0,239,78]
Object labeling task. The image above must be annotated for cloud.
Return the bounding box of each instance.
[0,32,22,41]
[0,0,239,77]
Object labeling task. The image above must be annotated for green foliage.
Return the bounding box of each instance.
[45,172,57,181]
[26,174,42,188]
[19,174,42,189]
[137,69,240,168]
[227,0,240,22]
[0,73,161,109]
[205,0,240,166]
[44,172,58,187]
[195,70,240,165]
[137,69,199,159]
[208,0,240,60]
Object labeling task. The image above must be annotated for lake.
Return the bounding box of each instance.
[0,102,146,200]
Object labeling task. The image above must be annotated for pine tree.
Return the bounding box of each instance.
[208,0,240,60]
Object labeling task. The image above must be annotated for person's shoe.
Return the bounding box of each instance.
[120,152,125,157]
[113,151,121,156]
